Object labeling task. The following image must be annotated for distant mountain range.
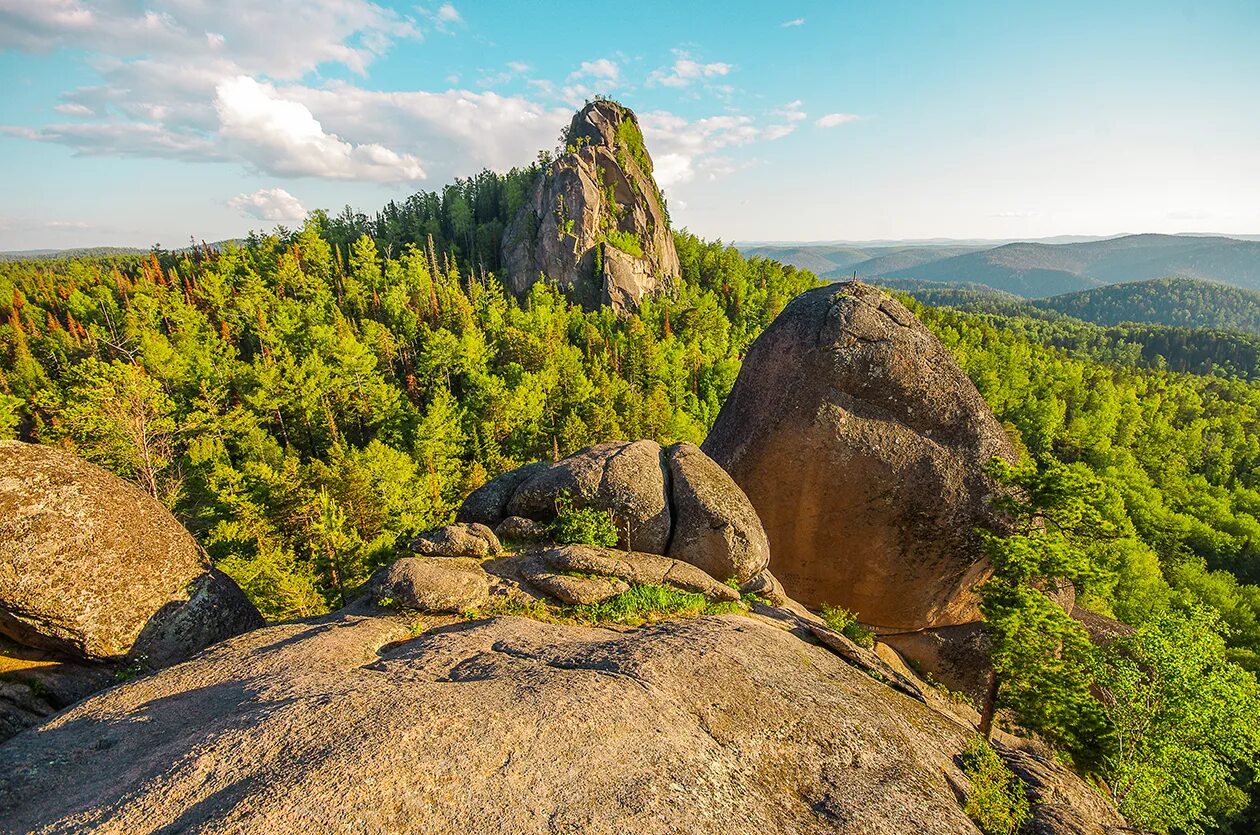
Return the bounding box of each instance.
[0,246,146,262]
[877,276,1260,338]
[741,233,1260,298]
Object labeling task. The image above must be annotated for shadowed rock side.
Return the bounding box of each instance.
[703,283,1019,630]
[0,613,989,835]
[0,440,263,740]
[501,100,680,313]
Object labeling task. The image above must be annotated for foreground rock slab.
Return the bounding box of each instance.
[0,613,993,835]
[704,283,1019,630]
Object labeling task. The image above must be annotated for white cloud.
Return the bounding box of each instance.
[762,100,807,139]
[3,120,221,159]
[640,111,777,187]
[0,0,419,79]
[214,76,425,181]
[816,112,861,128]
[569,58,620,83]
[774,100,807,122]
[419,2,461,33]
[229,188,308,221]
[648,50,732,89]
[286,83,569,178]
[781,18,806,28]
[2,4,799,194]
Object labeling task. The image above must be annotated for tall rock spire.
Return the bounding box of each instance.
[501,99,680,313]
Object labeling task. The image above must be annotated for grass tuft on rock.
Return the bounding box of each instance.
[467,584,748,628]
[820,603,876,648]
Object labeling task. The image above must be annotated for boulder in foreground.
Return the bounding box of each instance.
[0,440,262,663]
[0,611,1118,834]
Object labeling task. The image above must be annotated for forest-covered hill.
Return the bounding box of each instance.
[1033,277,1260,335]
[4,215,1260,829]
[879,276,1260,381]
[746,234,1260,298]
[0,218,1256,659]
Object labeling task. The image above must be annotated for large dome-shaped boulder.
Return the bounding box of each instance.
[0,441,263,664]
[703,283,1019,630]
[500,100,680,313]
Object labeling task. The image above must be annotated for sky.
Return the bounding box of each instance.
[0,0,1258,250]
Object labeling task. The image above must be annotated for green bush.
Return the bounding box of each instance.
[615,117,652,173]
[550,494,619,548]
[604,229,644,258]
[960,736,1031,835]
[820,603,875,648]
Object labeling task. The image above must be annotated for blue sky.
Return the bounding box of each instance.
[1,0,1257,249]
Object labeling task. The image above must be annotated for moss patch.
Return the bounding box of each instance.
[467,583,751,628]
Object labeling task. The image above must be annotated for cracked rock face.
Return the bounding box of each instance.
[703,283,1019,630]
[500,100,680,313]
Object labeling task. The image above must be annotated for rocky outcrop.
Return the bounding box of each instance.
[665,442,771,583]
[508,440,672,553]
[0,441,263,741]
[456,440,772,585]
[411,523,502,558]
[704,283,1020,630]
[493,515,550,544]
[0,441,262,662]
[501,100,680,313]
[527,572,629,605]
[370,558,492,613]
[0,610,1116,834]
[457,462,547,526]
[535,545,740,602]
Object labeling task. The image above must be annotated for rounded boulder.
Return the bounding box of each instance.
[0,441,262,663]
[507,440,671,553]
[703,283,1018,630]
[664,442,770,583]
